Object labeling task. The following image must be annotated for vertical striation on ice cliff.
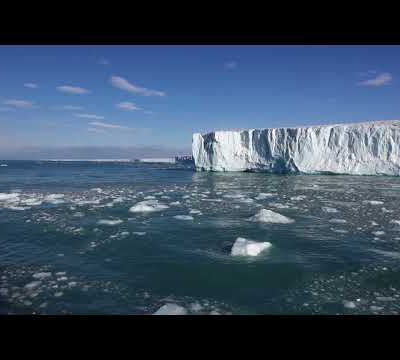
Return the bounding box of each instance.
[192,120,400,175]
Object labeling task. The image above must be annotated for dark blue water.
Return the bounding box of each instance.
[1,160,400,314]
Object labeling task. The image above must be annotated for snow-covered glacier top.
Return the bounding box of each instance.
[192,120,400,175]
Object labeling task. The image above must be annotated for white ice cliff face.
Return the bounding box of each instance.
[192,120,400,175]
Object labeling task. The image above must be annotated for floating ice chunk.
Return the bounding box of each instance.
[372,231,385,236]
[255,193,275,200]
[322,206,338,213]
[0,193,19,201]
[129,200,169,213]
[363,200,384,205]
[231,237,272,257]
[133,232,146,236]
[6,205,30,211]
[97,219,123,226]
[45,194,64,201]
[382,207,393,213]
[22,198,43,206]
[144,195,156,200]
[153,303,188,315]
[223,193,244,199]
[25,281,42,290]
[269,202,290,209]
[55,272,66,276]
[343,300,357,309]
[290,195,307,201]
[201,198,223,202]
[209,310,221,315]
[54,291,63,297]
[33,272,52,280]
[331,228,349,234]
[174,215,194,221]
[189,209,202,215]
[0,164,8,167]
[390,220,400,226]
[371,221,379,226]
[189,302,203,312]
[248,209,294,224]
[370,305,383,311]
[170,201,180,206]
[329,219,347,224]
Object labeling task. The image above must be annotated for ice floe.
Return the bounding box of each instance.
[153,303,188,315]
[248,209,294,224]
[173,215,194,221]
[363,200,384,205]
[231,237,272,256]
[97,219,123,226]
[32,272,52,280]
[329,219,347,224]
[0,193,19,201]
[255,193,275,200]
[322,207,338,213]
[129,200,169,213]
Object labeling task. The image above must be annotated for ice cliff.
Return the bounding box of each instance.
[192,120,400,175]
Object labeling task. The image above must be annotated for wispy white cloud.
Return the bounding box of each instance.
[53,105,85,111]
[116,102,140,111]
[57,85,91,94]
[110,75,166,97]
[358,72,392,87]
[98,58,110,65]
[75,113,105,120]
[24,83,38,89]
[88,127,108,134]
[225,61,237,70]
[3,99,35,108]
[89,121,130,130]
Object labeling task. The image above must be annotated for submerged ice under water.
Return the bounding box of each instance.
[1,160,400,314]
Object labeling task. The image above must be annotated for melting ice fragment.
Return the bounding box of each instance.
[129,200,169,213]
[153,303,188,315]
[173,215,194,221]
[363,200,384,205]
[231,237,272,257]
[248,208,294,224]
[97,219,123,226]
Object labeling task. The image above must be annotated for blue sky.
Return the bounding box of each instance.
[0,45,399,157]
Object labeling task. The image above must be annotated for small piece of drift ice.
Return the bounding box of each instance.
[231,237,272,257]
[248,208,294,224]
[153,303,188,315]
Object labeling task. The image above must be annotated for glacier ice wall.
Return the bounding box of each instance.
[192,120,400,175]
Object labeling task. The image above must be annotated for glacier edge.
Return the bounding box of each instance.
[192,120,400,175]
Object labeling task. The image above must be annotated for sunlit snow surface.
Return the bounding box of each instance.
[1,160,400,314]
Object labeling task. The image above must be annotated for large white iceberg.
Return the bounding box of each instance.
[192,120,400,175]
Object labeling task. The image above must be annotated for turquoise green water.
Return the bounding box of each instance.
[1,161,400,314]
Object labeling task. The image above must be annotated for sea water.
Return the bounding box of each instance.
[1,160,400,314]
